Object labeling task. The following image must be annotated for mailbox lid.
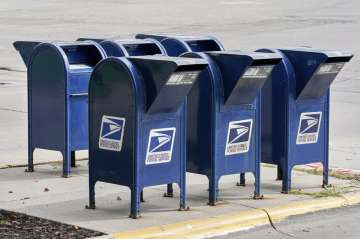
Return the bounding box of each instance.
[161,36,224,56]
[128,55,207,114]
[136,33,175,42]
[100,39,166,57]
[13,41,44,68]
[279,48,353,100]
[56,41,106,68]
[136,33,225,56]
[206,51,282,105]
[77,37,106,43]
[54,41,106,93]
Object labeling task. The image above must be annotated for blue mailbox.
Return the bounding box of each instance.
[88,56,207,218]
[136,34,229,199]
[17,41,106,177]
[181,51,281,204]
[257,48,353,193]
[79,38,167,57]
[136,33,225,56]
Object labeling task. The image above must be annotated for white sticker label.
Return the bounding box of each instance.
[166,71,200,85]
[98,115,126,151]
[145,128,176,165]
[243,65,274,78]
[317,63,344,74]
[296,112,322,145]
[225,119,253,155]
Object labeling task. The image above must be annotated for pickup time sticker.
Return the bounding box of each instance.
[166,71,200,85]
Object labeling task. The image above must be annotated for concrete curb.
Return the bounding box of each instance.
[111,191,360,239]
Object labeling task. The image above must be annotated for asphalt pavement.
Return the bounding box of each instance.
[214,205,360,239]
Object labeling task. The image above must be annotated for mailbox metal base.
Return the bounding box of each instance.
[28,147,76,178]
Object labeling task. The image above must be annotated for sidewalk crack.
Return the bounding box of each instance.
[0,67,26,73]
[260,208,300,238]
[0,107,26,113]
[233,202,301,238]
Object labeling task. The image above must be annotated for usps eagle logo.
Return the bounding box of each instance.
[296,112,322,145]
[145,128,176,165]
[98,115,125,151]
[225,119,253,155]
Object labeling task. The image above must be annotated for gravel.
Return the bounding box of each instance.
[0,209,105,239]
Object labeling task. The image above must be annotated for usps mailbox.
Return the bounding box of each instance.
[136,33,224,56]
[180,51,281,204]
[88,56,207,218]
[136,34,232,198]
[257,48,353,193]
[24,41,106,177]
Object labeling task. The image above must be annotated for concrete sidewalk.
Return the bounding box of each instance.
[0,161,358,236]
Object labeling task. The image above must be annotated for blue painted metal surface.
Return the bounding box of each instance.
[88,55,207,218]
[182,51,281,204]
[138,34,282,203]
[24,41,106,177]
[79,38,167,57]
[13,41,43,67]
[100,39,166,57]
[258,47,353,193]
[136,33,225,56]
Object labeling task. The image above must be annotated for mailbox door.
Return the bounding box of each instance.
[28,44,66,150]
[216,108,257,174]
[89,59,136,186]
[138,116,181,188]
[292,103,326,165]
[69,94,88,150]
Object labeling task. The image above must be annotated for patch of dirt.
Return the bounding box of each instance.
[0,209,105,239]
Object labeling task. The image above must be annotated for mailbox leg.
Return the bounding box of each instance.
[253,97,262,199]
[62,150,71,178]
[179,182,188,211]
[130,186,141,219]
[86,180,96,209]
[27,147,35,172]
[208,177,219,206]
[277,165,283,180]
[282,166,292,194]
[164,184,174,197]
[323,98,330,188]
[71,151,76,167]
[322,160,329,188]
[253,170,263,199]
[237,173,246,186]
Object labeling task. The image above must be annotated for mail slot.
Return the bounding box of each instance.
[88,55,207,218]
[79,38,167,57]
[257,47,353,193]
[180,51,281,204]
[17,41,106,177]
[136,33,224,56]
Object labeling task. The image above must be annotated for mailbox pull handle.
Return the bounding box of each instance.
[69,93,88,97]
